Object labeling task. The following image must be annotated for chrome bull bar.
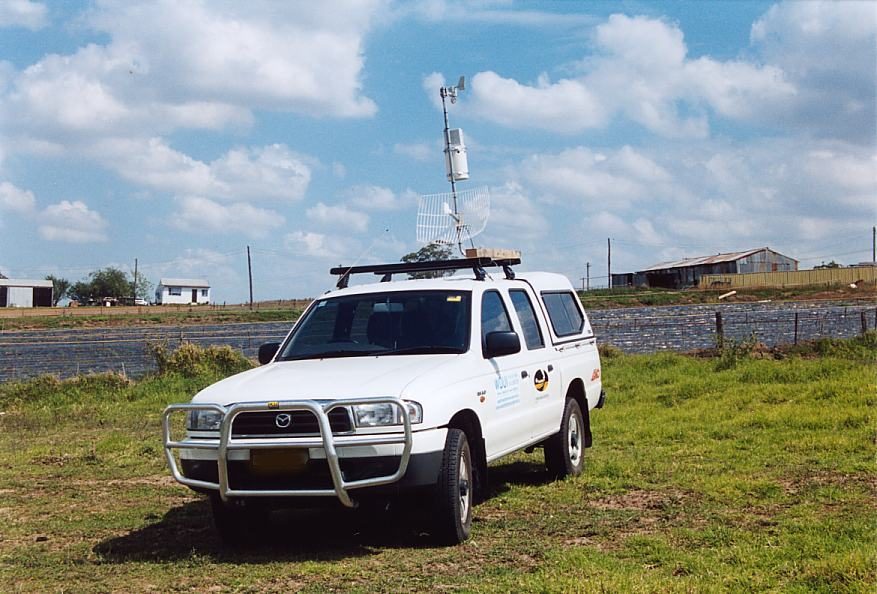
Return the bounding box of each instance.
[162,399,413,508]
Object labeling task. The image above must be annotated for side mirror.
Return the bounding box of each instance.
[258,342,280,365]
[484,331,521,359]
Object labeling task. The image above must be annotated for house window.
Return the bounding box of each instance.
[201,289,208,297]
[169,287,182,296]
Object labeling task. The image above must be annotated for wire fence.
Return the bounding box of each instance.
[0,302,874,383]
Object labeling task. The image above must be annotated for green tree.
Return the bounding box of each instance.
[45,275,70,306]
[68,267,134,304]
[401,242,455,279]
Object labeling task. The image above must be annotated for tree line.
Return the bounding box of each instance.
[46,268,152,306]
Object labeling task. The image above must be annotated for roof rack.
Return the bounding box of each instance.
[330,257,521,289]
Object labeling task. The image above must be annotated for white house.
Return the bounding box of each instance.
[0,278,54,307]
[155,278,211,305]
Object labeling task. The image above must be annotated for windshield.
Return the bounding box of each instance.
[278,290,471,360]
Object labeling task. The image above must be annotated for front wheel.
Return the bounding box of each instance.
[432,428,473,545]
[544,398,585,479]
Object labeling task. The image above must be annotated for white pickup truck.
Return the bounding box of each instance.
[163,256,604,544]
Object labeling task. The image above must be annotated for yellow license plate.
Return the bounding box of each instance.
[249,449,309,476]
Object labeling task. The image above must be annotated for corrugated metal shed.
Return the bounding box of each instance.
[641,248,782,272]
[635,247,798,289]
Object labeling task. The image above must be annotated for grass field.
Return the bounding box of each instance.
[2,283,874,331]
[0,339,874,592]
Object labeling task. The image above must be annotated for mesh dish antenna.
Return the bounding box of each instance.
[416,186,490,246]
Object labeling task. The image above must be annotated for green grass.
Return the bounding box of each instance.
[1,343,874,592]
[0,307,300,331]
[578,284,876,309]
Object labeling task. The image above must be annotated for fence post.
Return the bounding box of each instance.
[715,311,724,349]
[794,312,799,345]
[862,311,868,336]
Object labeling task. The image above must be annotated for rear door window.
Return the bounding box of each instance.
[509,289,544,350]
[541,291,585,337]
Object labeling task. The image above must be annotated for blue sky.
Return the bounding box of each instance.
[0,0,874,302]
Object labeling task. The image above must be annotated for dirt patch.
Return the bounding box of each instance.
[779,471,877,500]
[589,488,688,511]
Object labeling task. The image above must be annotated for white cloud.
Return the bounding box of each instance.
[306,202,369,232]
[94,139,312,203]
[456,13,796,138]
[394,142,434,162]
[750,0,876,143]
[170,196,283,237]
[518,146,672,208]
[0,1,380,173]
[484,181,549,242]
[344,185,403,210]
[0,0,47,30]
[0,181,36,214]
[284,230,348,260]
[37,200,108,243]
[470,71,605,133]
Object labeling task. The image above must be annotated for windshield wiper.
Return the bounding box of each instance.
[377,346,464,356]
[282,349,377,361]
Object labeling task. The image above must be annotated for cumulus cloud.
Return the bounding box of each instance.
[518,145,672,208]
[284,230,348,260]
[484,181,549,242]
[2,0,378,141]
[750,1,876,143]
[38,200,108,243]
[0,0,376,230]
[306,202,369,232]
[393,142,434,162]
[344,185,403,210]
[170,196,284,237]
[456,13,797,138]
[0,181,37,214]
[93,139,312,203]
[0,0,47,30]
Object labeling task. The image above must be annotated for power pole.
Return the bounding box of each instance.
[247,245,254,310]
[607,238,612,290]
[133,258,138,300]
[872,226,875,262]
[586,261,591,291]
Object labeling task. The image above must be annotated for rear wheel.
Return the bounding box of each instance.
[433,428,473,544]
[544,398,585,479]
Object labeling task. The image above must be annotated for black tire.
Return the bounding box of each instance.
[544,398,585,479]
[209,494,265,545]
[432,428,473,545]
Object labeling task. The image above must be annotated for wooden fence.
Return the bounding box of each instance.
[700,267,877,289]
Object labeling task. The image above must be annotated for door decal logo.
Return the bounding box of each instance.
[534,369,549,392]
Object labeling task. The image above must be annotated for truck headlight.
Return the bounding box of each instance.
[186,410,223,431]
[352,401,422,427]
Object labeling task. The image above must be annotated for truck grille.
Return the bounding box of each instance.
[231,408,353,437]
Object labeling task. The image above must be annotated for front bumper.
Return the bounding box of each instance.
[163,398,430,508]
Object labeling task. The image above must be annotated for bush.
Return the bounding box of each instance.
[599,343,624,359]
[714,333,759,371]
[148,341,254,378]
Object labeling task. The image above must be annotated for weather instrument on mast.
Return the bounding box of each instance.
[417,76,490,253]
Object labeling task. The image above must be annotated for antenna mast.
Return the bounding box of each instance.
[440,76,466,253]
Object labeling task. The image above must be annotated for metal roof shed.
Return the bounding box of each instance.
[639,247,798,289]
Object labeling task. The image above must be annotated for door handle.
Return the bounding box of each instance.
[547,364,554,372]
[521,370,529,379]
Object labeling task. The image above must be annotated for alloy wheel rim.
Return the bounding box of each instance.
[458,454,471,522]
[568,414,581,466]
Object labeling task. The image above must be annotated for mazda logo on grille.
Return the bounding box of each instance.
[275,413,292,428]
